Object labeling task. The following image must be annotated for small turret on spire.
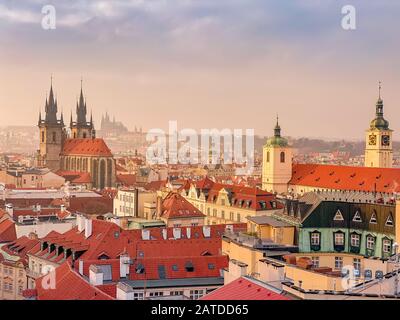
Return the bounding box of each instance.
[274,114,281,137]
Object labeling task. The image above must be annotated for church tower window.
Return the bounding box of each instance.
[280,152,285,163]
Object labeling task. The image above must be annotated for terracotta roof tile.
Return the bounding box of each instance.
[290,163,400,193]
[201,277,291,300]
[61,138,113,157]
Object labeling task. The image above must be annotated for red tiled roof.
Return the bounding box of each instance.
[201,277,291,300]
[290,163,400,193]
[2,236,39,263]
[144,180,167,191]
[161,193,205,219]
[56,171,92,184]
[61,138,113,157]
[0,219,17,243]
[35,262,114,300]
[116,174,136,187]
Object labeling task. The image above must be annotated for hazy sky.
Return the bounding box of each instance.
[0,0,399,140]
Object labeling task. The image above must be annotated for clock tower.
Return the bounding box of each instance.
[365,83,393,168]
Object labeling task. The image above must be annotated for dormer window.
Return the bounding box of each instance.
[385,213,394,227]
[370,212,378,224]
[352,210,362,222]
[185,261,194,272]
[333,209,344,221]
[136,264,145,274]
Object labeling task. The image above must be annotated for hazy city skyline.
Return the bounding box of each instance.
[1,0,400,140]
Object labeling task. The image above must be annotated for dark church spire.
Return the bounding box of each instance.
[76,79,88,125]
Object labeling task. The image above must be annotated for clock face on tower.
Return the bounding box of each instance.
[382,135,391,146]
[369,134,377,146]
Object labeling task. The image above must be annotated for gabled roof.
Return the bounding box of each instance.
[201,276,291,300]
[35,262,114,300]
[161,192,205,219]
[0,219,17,243]
[290,163,400,193]
[61,138,113,157]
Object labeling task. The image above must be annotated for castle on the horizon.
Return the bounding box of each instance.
[36,80,116,189]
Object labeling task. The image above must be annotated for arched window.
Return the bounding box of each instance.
[52,132,56,142]
[41,131,45,143]
[266,151,270,163]
[280,151,285,163]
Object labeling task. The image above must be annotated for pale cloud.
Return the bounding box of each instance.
[0,4,39,23]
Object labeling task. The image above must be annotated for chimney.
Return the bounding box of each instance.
[79,260,84,275]
[5,203,13,217]
[203,225,211,238]
[89,265,104,286]
[60,204,66,212]
[84,218,93,238]
[186,227,191,239]
[111,217,121,227]
[173,228,181,239]
[162,228,167,240]
[119,254,131,278]
[116,282,135,300]
[77,214,85,232]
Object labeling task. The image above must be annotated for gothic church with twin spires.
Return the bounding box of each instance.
[36,80,116,189]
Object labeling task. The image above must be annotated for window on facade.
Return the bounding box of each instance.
[383,239,392,253]
[366,236,375,250]
[52,132,56,142]
[353,258,361,271]
[333,209,344,221]
[351,234,360,247]
[311,232,320,246]
[133,292,144,300]
[370,212,378,224]
[190,289,204,300]
[221,211,225,219]
[230,212,234,221]
[280,152,285,163]
[207,208,210,216]
[311,257,320,268]
[386,214,394,227]
[236,213,241,222]
[171,291,184,296]
[334,257,343,270]
[221,199,225,206]
[149,291,164,297]
[213,209,217,217]
[352,210,362,222]
[334,232,344,246]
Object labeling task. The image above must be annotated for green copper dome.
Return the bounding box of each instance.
[370,98,389,130]
[265,117,289,147]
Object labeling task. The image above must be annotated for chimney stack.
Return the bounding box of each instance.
[89,265,104,286]
[84,218,93,238]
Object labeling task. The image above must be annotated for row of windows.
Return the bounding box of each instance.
[118,194,135,202]
[310,231,392,254]
[311,256,362,271]
[206,208,242,222]
[132,289,208,300]
[266,151,286,163]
